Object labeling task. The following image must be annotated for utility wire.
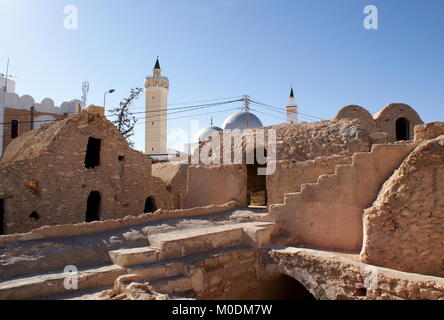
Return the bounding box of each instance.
[251,102,324,123]
[0,98,242,126]
[249,98,326,121]
[0,107,243,139]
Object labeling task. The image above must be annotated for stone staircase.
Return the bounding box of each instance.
[0,221,275,300]
[270,143,417,251]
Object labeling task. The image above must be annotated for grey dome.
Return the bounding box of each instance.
[222,112,263,130]
[195,125,223,142]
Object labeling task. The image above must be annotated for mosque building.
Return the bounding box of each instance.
[144,58,298,153]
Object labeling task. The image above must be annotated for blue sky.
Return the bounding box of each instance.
[1,0,443,152]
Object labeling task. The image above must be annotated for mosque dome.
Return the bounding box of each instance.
[222,112,263,130]
[195,125,223,143]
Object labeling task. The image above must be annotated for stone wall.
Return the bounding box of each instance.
[152,162,189,208]
[0,112,176,234]
[414,122,444,142]
[360,136,444,277]
[267,155,352,205]
[184,164,247,208]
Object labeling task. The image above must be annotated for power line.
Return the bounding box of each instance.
[108,99,242,117]
[249,98,326,121]
[249,107,288,122]
[126,95,244,110]
[250,102,324,123]
[0,98,243,126]
[0,107,243,139]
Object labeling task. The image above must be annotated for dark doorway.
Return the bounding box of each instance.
[246,149,267,206]
[396,118,410,141]
[11,120,18,139]
[144,197,157,213]
[85,137,101,169]
[85,191,101,222]
[236,275,317,300]
[0,199,4,235]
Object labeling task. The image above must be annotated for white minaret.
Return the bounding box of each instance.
[286,87,298,124]
[145,58,169,155]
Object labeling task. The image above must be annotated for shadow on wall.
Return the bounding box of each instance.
[235,275,316,300]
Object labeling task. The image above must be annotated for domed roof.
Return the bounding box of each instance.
[195,125,223,142]
[222,112,263,130]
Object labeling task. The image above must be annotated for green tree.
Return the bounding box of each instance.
[110,88,143,147]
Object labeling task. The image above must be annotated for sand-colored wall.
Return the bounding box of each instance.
[267,156,352,205]
[360,136,444,277]
[373,103,423,142]
[0,112,176,234]
[414,122,444,142]
[152,162,189,208]
[270,143,416,251]
[184,164,247,208]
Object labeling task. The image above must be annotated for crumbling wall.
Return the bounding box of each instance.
[184,165,247,208]
[360,136,444,277]
[196,119,373,164]
[152,162,189,208]
[0,112,176,234]
[414,122,444,142]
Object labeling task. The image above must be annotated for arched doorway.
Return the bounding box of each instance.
[246,149,267,207]
[236,275,316,300]
[144,196,157,213]
[85,191,101,222]
[396,118,410,141]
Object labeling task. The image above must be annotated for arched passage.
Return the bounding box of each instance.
[85,191,101,222]
[396,117,410,141]
[236,274,316,300]
[144,196,157,213]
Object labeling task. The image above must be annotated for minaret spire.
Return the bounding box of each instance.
[286,86,298,124]
[154,56,161,70]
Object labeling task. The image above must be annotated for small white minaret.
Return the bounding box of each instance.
[286,87,298,124]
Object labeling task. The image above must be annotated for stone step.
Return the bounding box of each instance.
[126,246,254,281]
[109,224,252,268]
[148,225,246,260]
[109,247,159,267]
[0,264,125,300]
